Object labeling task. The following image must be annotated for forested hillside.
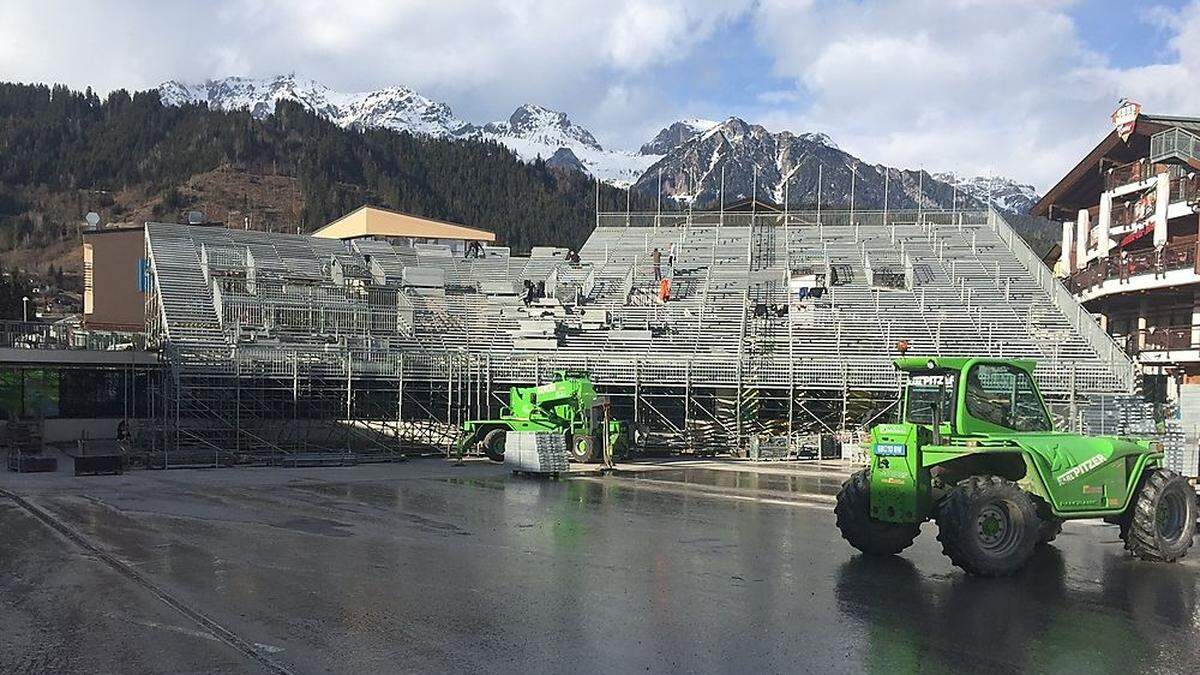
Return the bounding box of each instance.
[0,81,1059,291]
[0,82,645,275]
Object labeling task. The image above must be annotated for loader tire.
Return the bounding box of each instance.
[1123,468,1196,563]
[569,435,596,464]
[835,469,920,556]
[935,476,1039,577]
[482,429,506,462]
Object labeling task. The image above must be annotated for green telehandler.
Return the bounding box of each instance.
[455,372,630,464]
[837,356,1197,576]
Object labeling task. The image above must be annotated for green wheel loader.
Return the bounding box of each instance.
[836,356,1197,577]
[455,372,630,464]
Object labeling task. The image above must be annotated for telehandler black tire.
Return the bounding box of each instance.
[569,435,596,463]
[935,476,1039,577]
[1123,468,1196,563]
[482,429,506,462]
[835,469,920,556]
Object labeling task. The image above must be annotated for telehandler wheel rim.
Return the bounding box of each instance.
[976,502,1020,556]
[1157,490,1188,541]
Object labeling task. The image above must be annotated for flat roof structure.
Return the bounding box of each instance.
[312,206,496,242]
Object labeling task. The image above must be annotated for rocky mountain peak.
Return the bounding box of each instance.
[639,118,719,155]
[485,103,602,151]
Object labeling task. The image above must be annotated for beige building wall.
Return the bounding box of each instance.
[82,226,145,330]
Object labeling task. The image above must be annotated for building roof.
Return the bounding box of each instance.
[82,224,144,236]
[312,206,496,242]
[1031,113,1200,218]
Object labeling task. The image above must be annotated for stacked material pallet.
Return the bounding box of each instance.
[505,431,570,474]
[1174,386,1200,477]
[1163,430,1196,477]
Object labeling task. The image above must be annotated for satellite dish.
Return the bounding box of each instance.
[85,212,101,227]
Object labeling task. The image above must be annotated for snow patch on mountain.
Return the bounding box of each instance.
[933,173,1040,214]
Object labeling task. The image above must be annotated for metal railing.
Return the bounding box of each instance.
[1103,160,1185,191]
[1113,326,1200,355]
[1150,127,1200,165]
[0,321,147,351]
[1066,236,1198,293]
[988,209,1135,391]
[1140,325,1200,352]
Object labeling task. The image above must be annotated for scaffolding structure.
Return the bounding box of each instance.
[141,208,1135,465]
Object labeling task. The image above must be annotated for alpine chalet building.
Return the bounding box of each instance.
[1033,101,1200,410]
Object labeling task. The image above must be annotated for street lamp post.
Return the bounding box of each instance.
[22,295,30,322]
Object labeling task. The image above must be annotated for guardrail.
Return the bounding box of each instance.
[1103,160,1185,192]
[1150,127,1200,165]
[1117,325,1200,353]
[988,209,1135,391]
[1067,237,1198,293]
[0,321,147,351]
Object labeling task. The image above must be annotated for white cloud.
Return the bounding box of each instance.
[3,1,1200,188]
[750,0,1200,189]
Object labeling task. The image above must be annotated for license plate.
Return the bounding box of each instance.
[874,443,906,457]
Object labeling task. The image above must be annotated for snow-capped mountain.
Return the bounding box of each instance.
[158,74,474,137]
[157,75,1039,211]
[158,75,654,185]
[632,117,998,212]
[477,104,656,185]
[933,173,1040,215]
[483,104,601,151]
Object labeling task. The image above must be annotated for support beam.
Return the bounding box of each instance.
[1076,208,1090,269]
[1154,171,1170,247]
[1098,191,1113,258]
[1061,220,1074,273]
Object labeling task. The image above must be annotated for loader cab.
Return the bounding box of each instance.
[959,361,1052,434]
[896,357,1053,439]
[902,366,957,444]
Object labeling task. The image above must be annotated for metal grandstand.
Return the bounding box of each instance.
[141,208,1135,465]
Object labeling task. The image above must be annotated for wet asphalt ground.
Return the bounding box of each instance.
[1,458,1198,674]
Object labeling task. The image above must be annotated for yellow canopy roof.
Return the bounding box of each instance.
[312,206,496,242]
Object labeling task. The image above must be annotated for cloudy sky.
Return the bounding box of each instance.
[2,0,1199,189]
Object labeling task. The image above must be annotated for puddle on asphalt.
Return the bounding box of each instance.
[614,468,843,497]
[833,546,1200,671]
[270,516,354,537]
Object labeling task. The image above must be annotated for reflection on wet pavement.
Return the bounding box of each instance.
[615,467,845,497]
[2,461,1197,673]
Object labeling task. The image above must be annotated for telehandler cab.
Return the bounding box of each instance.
[836,356,1196,576]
